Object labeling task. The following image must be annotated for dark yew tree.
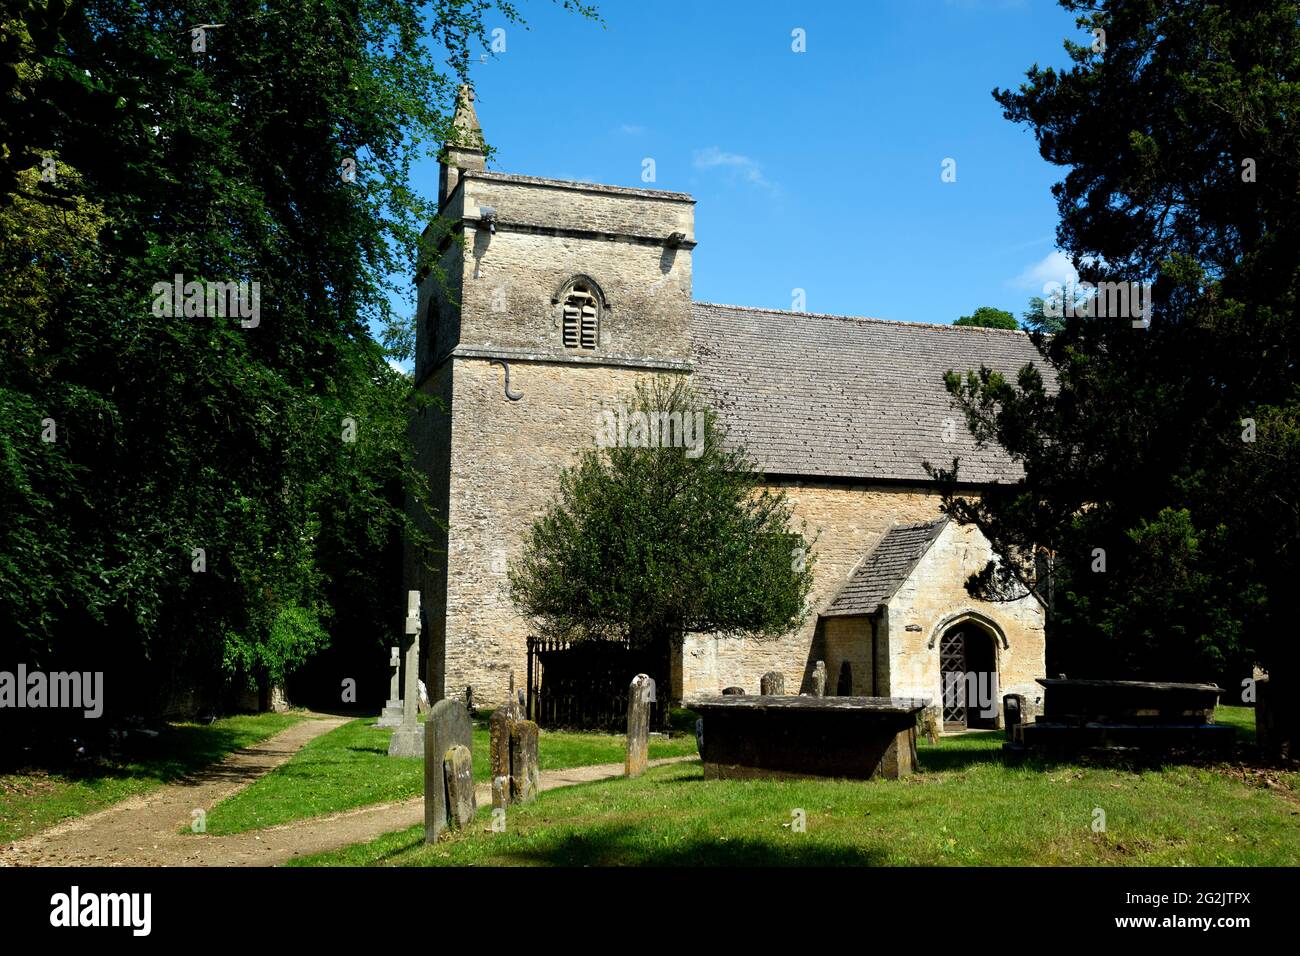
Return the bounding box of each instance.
[927,1,1300,749]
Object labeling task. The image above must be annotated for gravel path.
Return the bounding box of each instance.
[0,716,695,867]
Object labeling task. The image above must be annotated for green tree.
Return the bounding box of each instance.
[509,377,815,668]
[0,0,596,743]
[927,0,1299,750]
[954,306,1019,330]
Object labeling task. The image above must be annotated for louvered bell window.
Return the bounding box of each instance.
[562,286,599,350]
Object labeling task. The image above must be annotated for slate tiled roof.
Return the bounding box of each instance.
[689,302,1050,483]
[823,519,949,617]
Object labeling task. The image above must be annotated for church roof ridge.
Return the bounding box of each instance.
[693,300,1033,336]
[464,169,694,203]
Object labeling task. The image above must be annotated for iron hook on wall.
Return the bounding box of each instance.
[489,359,523,402]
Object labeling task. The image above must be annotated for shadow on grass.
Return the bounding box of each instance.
[916,743,1005,773]
[8,724,279,786]
[500,825,889,867]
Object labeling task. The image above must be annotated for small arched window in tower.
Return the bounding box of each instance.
[561,282,599,350]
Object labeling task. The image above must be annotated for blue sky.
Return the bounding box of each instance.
[396,0,1086,338]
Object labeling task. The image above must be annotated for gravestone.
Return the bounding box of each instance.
[388,591,426,757]
[464,685,474,716]
[443,744,475,829]
[489,708,513,809]
[418,678,430,715]
[694,717,704,754]
[506,671,520,719]
[837,661,853,697]
[812,660,827,698]
[424,698,472,844]
[492,774,510,812]
[760,671,785,696]
[626,673,653,777]
[377,645,403,728]
[509,719,540,803]
[721,686,745,696]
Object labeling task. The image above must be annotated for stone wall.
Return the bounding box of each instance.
[679,481,947,700]
[409,361,453,698]
[452,173,695,365]
[822,615,876,695]
[678,490,1047,709]
[437,358,687,704]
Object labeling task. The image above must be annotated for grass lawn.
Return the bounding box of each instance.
[0,711,303,844]
[198,712,699,835]
[291,705,1300,867]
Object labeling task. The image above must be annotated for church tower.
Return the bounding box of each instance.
[409,87,697,706]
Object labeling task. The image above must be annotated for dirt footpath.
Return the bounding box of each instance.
[0,716,694,867]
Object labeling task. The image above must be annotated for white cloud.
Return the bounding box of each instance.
[618,123,646,135]
[692,146,775,192]
[387,358,412,376]
[1008,250,1078,292]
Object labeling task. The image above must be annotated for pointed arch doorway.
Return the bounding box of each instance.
[938,621,999,731]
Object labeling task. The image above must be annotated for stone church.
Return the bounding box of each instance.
[407,89,1047,728]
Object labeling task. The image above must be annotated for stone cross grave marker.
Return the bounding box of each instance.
[377,645,403,728]
[388,590,425,756]
[424,698,473,844]
[626,673,653,777]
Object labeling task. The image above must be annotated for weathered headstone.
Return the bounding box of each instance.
[721,685,746,696]
[837,661,853,697]
[443,744,475,829]
[509,719,540,803]
[517,688,527,717]
[694,717,704,754]
[389,591,426,756]
[760,671,785,696]
[812,660,827,698]
[465,684,474,716]
[418,678,431,715]
[489,708,513,809]
[492,774,510,813]
[424,698,472,844]
[626,673,652,777]
[377,645,404,728]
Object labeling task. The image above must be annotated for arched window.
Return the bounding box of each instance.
[561,280,600,350]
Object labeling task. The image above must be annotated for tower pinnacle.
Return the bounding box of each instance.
[440,84,485,203]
